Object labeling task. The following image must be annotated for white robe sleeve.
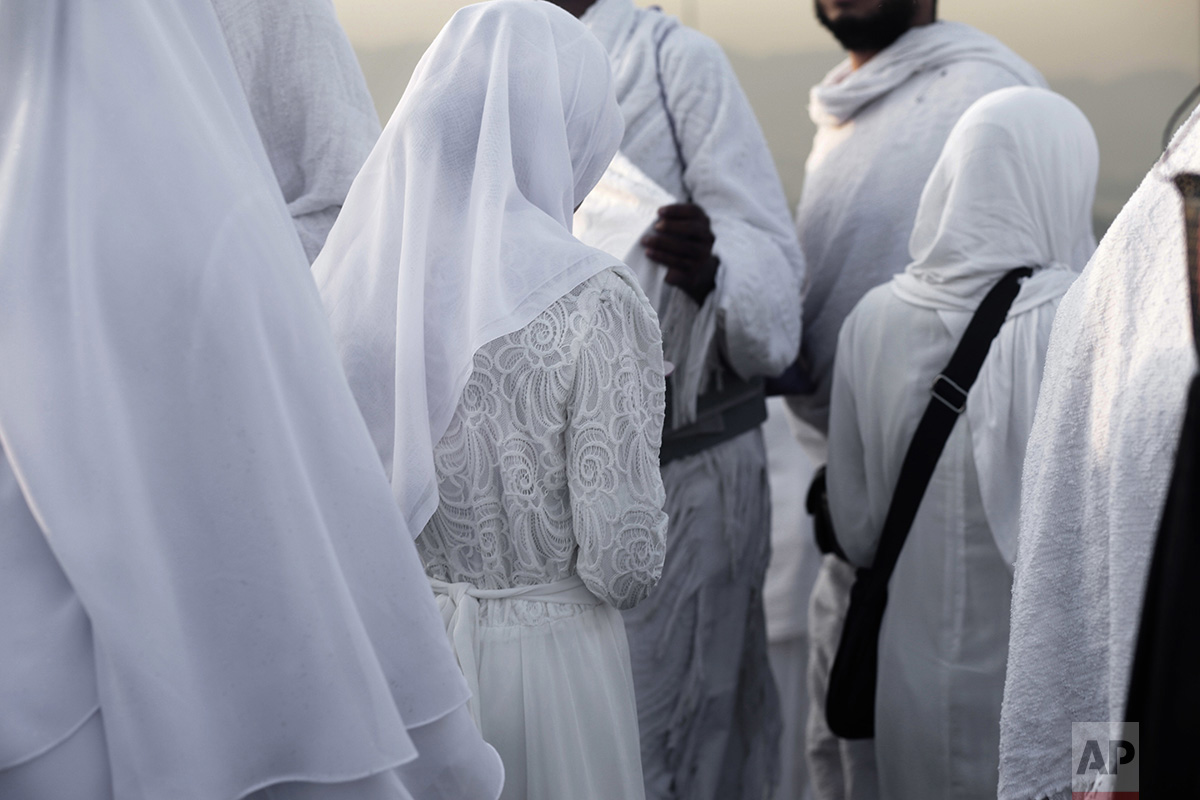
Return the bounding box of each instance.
[661,29,804,379]
[825,314,880,568]
[568,273,669,610]
[210,0,382,262]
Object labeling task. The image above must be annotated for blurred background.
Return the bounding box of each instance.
[332,0,1200,234]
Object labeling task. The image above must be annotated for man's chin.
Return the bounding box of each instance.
[815,0,916,52]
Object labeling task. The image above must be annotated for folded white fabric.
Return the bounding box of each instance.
[998,109,1200,800]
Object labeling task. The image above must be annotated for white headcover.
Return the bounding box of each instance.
[892,87,1098,562]
[314,0,626,535]
[0,1,471,797]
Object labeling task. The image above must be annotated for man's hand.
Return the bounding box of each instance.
[641,203,719,304]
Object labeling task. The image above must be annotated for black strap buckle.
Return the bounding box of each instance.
[931,374,968,414]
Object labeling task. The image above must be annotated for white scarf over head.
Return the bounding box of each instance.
[893,86,1098,563]
[811,20,1045,127]
[0,1,472,797]
[209,0,383,262]
[314,0,626,536]
[999,111,1200,800]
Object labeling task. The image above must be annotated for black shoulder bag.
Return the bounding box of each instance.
[825,266,1032,740]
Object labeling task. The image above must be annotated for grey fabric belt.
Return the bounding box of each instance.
[659,375,767,465]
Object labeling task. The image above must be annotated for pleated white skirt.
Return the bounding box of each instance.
[433,577,646,800]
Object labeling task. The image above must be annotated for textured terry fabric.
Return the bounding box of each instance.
[210,0,381,262]
[998,110,1200,800]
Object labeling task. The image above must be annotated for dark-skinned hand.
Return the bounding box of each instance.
[640,203,719,304]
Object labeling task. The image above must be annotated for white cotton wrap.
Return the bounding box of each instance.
[998,111,1200,800]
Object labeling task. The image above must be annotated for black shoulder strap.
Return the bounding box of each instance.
[858,266,1033,584]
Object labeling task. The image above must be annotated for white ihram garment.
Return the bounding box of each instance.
[209,0,381,262]
[789,20,1045,432]
[420,269,668,800]
[313,3,666,797]
[762,398,821,800]
[0,1,500,798]
[827,88,1097,800]
[574,1,802,796]
[998,110,1200,800]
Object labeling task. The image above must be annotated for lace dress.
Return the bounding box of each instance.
[418,267,669,800]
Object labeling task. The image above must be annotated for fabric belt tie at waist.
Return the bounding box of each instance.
[428,575,600,727]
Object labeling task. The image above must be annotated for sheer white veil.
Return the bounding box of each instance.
[0,1,472,797]
[313,0,626,536]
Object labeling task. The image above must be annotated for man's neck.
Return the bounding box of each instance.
[848,14,936,70]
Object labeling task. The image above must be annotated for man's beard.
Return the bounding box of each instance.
[815,0,919,53]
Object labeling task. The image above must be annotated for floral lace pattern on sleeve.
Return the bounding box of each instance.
[418,268,668,610]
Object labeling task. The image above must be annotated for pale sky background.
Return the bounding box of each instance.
[333,0,1200,81]
[333,0,1200,228]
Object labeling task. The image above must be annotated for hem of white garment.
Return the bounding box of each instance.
[999,781,1071,800]
[0,703,100,772]
[234,756,418,799]
[393,693,475,732]
[231,743,424,800]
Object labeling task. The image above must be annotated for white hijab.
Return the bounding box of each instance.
[892,87,1098,562]
[0,1,470,797]
[314,0,626,536]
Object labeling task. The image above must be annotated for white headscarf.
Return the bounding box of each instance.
[0,1,471,797]
[314,0,626,536]
[892,87,1098,562]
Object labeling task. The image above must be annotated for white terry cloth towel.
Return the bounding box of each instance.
[209,0,382,263]
[790,20,1045,433]
[579,0,804,422]
[827,87,1097,800]
[314,0,626,541]
[0,2,501,799]
[998,113,1200,800]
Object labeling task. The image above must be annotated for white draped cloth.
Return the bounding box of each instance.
[0,1,501,799]
[573,1,803,797]
[763,399,822,800]
[789,20,1045,433]
[998,111,1200,800]
[827,87,1097,800]
[788,24,1043,800]
[314,4,666,799]
[209,0,381,262]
